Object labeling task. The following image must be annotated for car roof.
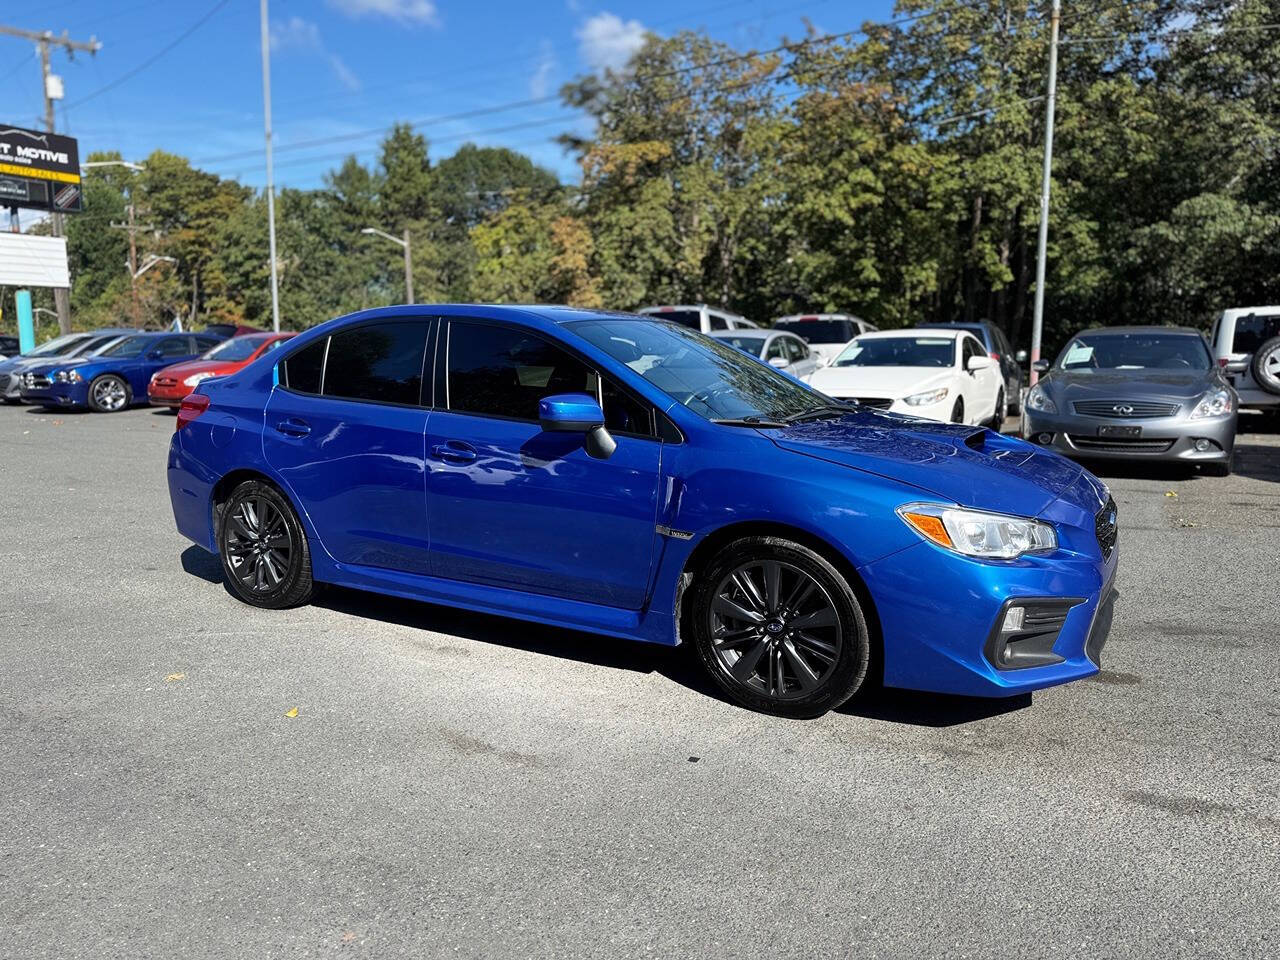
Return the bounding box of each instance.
[774,314,860,322]
[857,328,964,340]
[335,304,656,327]
[917,321,989,330]
[709,329,770,339]
[1071,325,1204,337]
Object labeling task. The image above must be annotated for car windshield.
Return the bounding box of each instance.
[834,336,956,367]
[569,319,830,422]
[774,319,853,343]
[27,333,89,357]
[100,335,152,358]
[718,335,767,357]
[1058,333,1211,371]
[203,336,266,361]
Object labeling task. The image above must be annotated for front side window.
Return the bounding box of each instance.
[448,322,595,422]
[154,337,194,359]
[765,338,788,361]
[568,319,831,422]
[719,335,767,357]
[833,336,956,368]
[962,337,983,366]
[1057,333,1211,371]
[101,335,152,359]
[324,320,430,405]
[783,337,807,361]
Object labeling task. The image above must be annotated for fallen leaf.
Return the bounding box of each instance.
[284,706,299,718]
[51,420,64,426]
[341,931,357,945]
[165,672,185,682]
[1164,490,1178,498]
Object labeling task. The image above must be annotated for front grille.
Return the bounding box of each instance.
[1095,496,1118,560]
[1069,435,1175,453]
[153,377,178,386]
[850,397,892,410]
[1072,399,1180,418]
[23,373,51,389]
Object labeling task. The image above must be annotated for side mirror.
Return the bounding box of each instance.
[1015,349,1028,363]
[538,392,615,460]
[767,356,788,368]
[1032,358,1051,374]
[966,355,994,371]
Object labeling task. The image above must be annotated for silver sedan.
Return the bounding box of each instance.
[709,330,820,382]
[1022,326,1238,475]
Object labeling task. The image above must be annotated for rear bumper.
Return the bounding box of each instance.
[1022,410,1237,462]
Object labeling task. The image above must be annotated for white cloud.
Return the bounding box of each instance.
[576,12,648,74]
[327,0,440,27]
[270,17,360,92]
[530,41,556,98]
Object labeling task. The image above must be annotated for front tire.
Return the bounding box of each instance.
[219,480,314,609]
[87,374,130,412]
[689,537,871,718]
[990,389,1005,429]
[950,397,965,423]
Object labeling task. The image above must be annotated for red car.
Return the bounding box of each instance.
[148,332,294,409]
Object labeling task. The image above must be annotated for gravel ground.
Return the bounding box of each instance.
[1,402,1277,960]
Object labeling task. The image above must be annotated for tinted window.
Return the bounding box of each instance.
[774,319,854,344]
[719,335,767,357]
[324,320,429,405]
[652,309,702,330]
[1058,333,1211,371]
[962,337,983,365]
[448,323,595,422]
[195,336,222,352]
[283,338,326,394]
[1233,314,1280,354]
[151,337,192,359]
[601,378,652,436]
[834,336,956,368]
[102,335,151,358]
[707,313,728,331]
[765,338,787,361]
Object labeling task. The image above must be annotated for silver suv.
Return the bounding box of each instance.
[1210,307,1280,411]
[637,304,758,334]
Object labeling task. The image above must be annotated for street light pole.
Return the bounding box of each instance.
[259,0,281,332]
[361,226,413,304]
[1029,0,1061,386]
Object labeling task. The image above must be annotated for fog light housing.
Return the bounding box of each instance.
[985,598,1085,670]
[1193,438,1212,452]
[1037,432,1053,445]
[1001,606,1025,633]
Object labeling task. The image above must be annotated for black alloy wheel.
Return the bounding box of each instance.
[219,480,314,608]
[690,537,870,718]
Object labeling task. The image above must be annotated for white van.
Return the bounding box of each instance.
[1210,307,1280,410]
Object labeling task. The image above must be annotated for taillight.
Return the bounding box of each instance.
[990,351,1001,361]
[176,393,210,431]
[1217,357,1229,367]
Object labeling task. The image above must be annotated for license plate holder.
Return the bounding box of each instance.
[1098,424,1141,438]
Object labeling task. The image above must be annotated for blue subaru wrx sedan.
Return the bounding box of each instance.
[167,305,1118,718]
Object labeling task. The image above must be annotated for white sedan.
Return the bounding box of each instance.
[808,328,1004,425]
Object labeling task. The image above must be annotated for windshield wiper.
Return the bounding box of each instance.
[781,402,859,424]
[711,415,787,428]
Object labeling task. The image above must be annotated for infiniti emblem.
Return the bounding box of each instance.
[1112,404,1134,415]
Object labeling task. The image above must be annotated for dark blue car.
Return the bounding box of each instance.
[23,331,223,412]
[167,305,1118,718]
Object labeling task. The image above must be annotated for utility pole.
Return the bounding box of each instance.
[110,202,155,328]
[403,226,414,304]
[259,0,281,332]
[0,25,102,335]
[1029,0,1060,386]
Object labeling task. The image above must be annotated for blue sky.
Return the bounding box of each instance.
[4,0,895,191]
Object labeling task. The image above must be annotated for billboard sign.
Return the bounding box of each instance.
[0,125,82,214]
[0,233,71,288]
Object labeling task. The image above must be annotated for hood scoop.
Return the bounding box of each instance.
[963,430,986,451]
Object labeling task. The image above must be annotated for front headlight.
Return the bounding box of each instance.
[896,502,1058,559]
[1188,387,1232,420]
[904,387,948,406]
[183,372,215,387]
[56,369,83,383]
[1025,384,1056,414]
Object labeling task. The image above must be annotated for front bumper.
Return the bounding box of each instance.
[19,379,90,408]
[1021,410,1237,463]
[148,381,189,408]
[858,471,1118,697]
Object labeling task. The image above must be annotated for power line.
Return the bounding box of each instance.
[0,50,34,83]
[64,0,234,110]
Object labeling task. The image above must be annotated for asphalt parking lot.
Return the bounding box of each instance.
[2,403,1278,959]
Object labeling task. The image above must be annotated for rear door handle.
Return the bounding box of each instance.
[431,440,477,463]
[275,417,311,437]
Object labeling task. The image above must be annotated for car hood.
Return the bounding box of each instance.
[0,354,74,374]
[810,366,951,398]
[771,410,1088,518]
[1043,369,1215,402]
[153,359,240,379]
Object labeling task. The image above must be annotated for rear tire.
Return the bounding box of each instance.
[218,480,314,609]
[87,374,130,412]
[689,537,870,719]
[990,389,1005,429]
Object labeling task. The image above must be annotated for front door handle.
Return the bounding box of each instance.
[431,440,477,463]
[275,417,311,437]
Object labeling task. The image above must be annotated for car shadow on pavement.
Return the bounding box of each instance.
[182,547,1036,725]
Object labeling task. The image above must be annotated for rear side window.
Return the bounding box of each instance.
[962,337,982,365]
[282,339,326,394]
[1233,314,1280,354]
[656,310,702,330]
[324,320,430,406]
[154,337,193,359]
[707,313,728,331]
[448,323,595,422]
